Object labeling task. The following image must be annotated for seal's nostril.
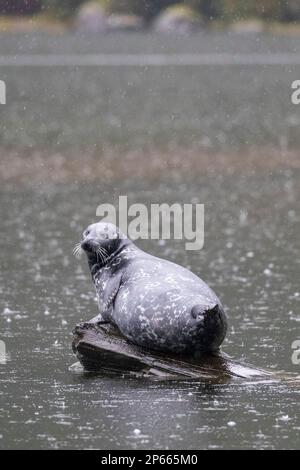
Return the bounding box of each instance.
[81,240,92,252]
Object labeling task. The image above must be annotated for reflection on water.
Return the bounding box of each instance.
[0,172,299,449]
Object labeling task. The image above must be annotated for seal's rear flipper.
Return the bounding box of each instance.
[191,303,227,352]
[207,304,221,316]
[191,303,222,320]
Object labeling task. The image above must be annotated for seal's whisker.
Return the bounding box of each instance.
[96,250,102,264]
[101,247,109,257]
[96,247,106,264]
[95,248,101,263]
[98,248,104,258]
[73,243,83,259]
[98,246,108,258]
[98,247,109,263]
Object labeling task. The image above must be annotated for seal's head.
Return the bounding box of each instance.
[74,222,128,267]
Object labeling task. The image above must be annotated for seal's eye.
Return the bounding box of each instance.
[83,229,90,238]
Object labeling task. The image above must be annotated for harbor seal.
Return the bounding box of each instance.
[75,222,227,356]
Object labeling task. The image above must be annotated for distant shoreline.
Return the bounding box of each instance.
[1,15,300,36]
[1,146,299,187]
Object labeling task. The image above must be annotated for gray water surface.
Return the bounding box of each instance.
[1,32,300,153]
[0,173,299,449]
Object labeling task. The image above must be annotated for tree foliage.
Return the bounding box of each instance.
[1,0,300,22]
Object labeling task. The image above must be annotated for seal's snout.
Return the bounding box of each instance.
[81,239,95,253]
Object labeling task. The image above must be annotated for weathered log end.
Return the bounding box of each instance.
[72,319,271,381]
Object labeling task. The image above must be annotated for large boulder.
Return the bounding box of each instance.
[75,2,106,34]
[153,4,203,35]
[106,14,145,32]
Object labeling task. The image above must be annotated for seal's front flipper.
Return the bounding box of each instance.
[75,314,110,332]
[73,313,121,339]
[87,314,107,325]
[96,273,122,319]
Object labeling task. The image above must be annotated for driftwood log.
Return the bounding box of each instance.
[72,319,273,381]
